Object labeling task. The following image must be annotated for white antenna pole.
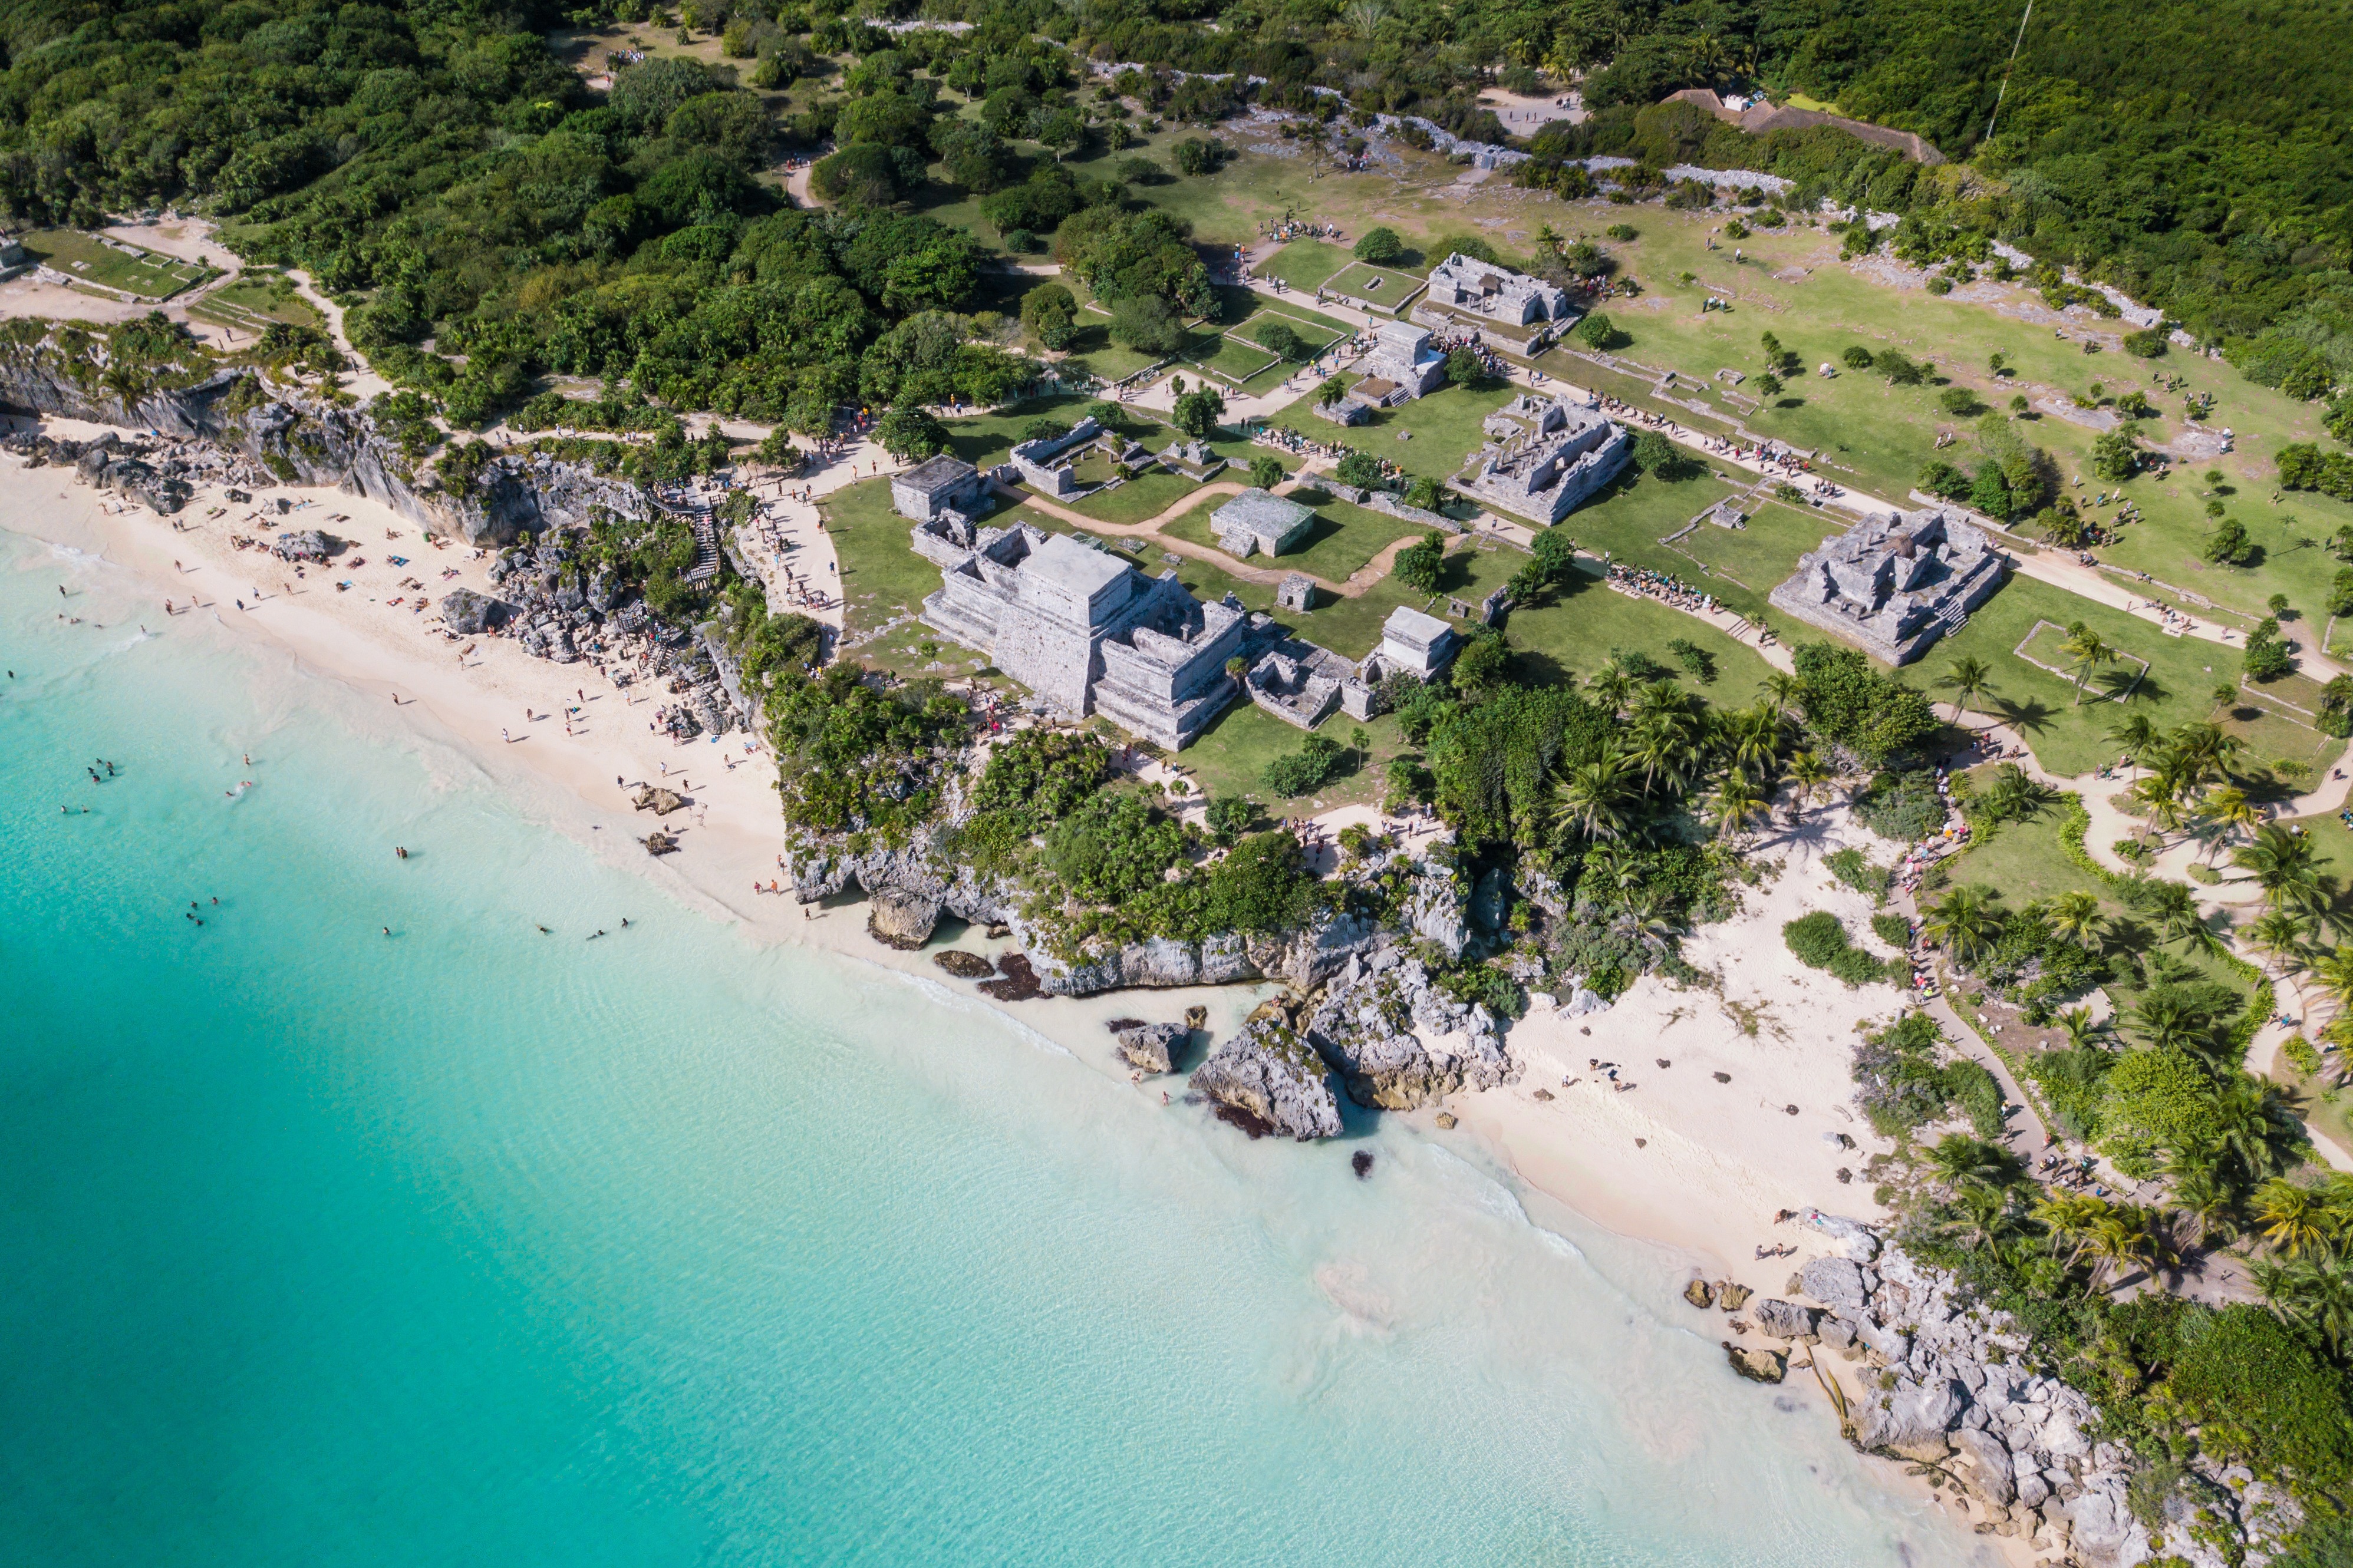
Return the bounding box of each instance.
[1984,0,2034,143]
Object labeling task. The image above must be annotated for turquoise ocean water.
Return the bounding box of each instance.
[0,531,1985,1566]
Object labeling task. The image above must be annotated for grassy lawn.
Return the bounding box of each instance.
[1536,201,2353,626]
[1258,239,1353,292]
[1228,309,1346,361]
[824,476,947,654]
[1173,703,1406,812]
[1238,299,1357,345]
[22,229,213,299]
[938,394,1125,468]
[1944,787,2115,910]
[1160,492,1423,584]
[1919,572,2348,777]
[1182,331,1284,388]
[1667,496,1841,597]
[184,270,321,333]
[1271,374,1515,485]
[1321,259,1426,313]
[1062,469,1202,525]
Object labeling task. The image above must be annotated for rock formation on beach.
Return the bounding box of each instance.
[1189,1015,1344,1140]
[865,888,941,950]
[1301,949,1515,1108]
[1109,1019,1187,1074]
[1751,1227,2302,1567]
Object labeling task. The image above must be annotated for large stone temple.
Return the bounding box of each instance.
[1767,505,2006,664]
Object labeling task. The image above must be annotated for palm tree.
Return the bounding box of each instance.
[2128,772,2187,847]
[1724,703,1782,781]
[2230,824,2325,917]
[2048,892,2105,951]
[2311,942,2353,1012]
[2033,1194,2117,1272]
[1785,750,1833,820]
[2245,910,2312,985]
[1940,1183,2026,1250]
[1925,1134,2015,1194]
[2164,1154,2240,1249]
[2209,1078,2301,1183]
[1708,771,1767,842]
[2105,713,2160,777]
[2056,1003,2105,1051]
[1923,884,2003,964]
[2059,622,2118,706]
[1629,708,1705,799]
[1757,671,1805,724]
[2253,1179,2332,1257]
[1586,661,1634,717]
[1551,752,1634,843]
[2171,720,2246,785]
[2082,1205,2175,1291]
[2199,785,2262,864]
[1580,841,1643,912]
[2128,986,2203,1052]
[1936,656,1995,729]
[2254,1255,2353,1354]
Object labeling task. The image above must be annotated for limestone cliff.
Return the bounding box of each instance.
[0,329,641,545]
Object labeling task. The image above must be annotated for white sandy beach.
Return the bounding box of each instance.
[10,450,2062,1560]
[10,452,1917,1272]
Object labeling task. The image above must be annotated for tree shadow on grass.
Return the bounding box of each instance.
[1991,694,2055,740]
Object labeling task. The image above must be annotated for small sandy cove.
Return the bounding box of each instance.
[11,447,1905,1280]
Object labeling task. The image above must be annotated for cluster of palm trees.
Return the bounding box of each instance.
[1547,669,1831,850]
[2105,713,2260,851]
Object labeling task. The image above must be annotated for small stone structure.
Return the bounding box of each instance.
[1159,437,1227,481]
[1366,605,1459,680]
[1311,392,1370,426]
[1353,322,1448,403]
[1417,253,1569,326]
[891,453,986,521]
[1212,488,1316,558]
[919,523,1250,749]
[1276,572,1316,611]
[1006,417,1102,497]
[1768,505,2006,665]
[1456,392,1632,526]
[1246,639,1356,729]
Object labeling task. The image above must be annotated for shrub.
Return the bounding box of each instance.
[1842,345,1876,370]
[1665,636,1715,683]
[1827,846,1894,903]
[1796,644,1939,766]
[1334,451,1384,488]
[1353,226,1404,264]
[1872,912,1913,948]
[1576,312,1618,350]
[2123,327,2170,358]
[1393,529,1447,593]
[1254,319,1308,359]
[1854,768,1946,841]
[1262,734,1344,796]
[1604,223,1637,241]
[1784,910,1888,985]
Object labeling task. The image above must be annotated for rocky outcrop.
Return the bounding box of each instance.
[1725,1344,1786,1383]
[1405,861,1469,958]
[437,586,513,635]
[1190,1015,1343,1140]
[1775,1226,2297,1567]
[1297,948,1517,1108]
[632,785,685,816]
[1752,1298,1821,1341]
[932,950,994,979]
[0,338,643,544]
[1683,1279,1717,1309]
[1110,1020,1187,1073]
[866,888,941,950]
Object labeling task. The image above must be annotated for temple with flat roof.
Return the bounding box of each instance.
[1768,505,2006,664]
[918,523,1253,749]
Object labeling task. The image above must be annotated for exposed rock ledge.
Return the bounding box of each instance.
[1188,1014,1343,1140]
[0,346,642,544]
[1759,1227,2302,1567]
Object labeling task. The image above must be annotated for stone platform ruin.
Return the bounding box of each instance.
[1455,392,1632,526]
[1767,505,2006,665]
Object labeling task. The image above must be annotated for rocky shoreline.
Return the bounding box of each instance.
[1693,1220,2299,1568]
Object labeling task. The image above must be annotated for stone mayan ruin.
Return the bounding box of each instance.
[1349,322,1448,407]
[917,522,1257,750]
[1455,392,1633,526]
[1006,418,1102,497]
[891,453,987,523]
[1211,488,1315,557]
[1768,505,2007,665]
[1415,253,1570,327]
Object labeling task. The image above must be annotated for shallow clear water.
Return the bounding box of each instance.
[0,532,1987,1566]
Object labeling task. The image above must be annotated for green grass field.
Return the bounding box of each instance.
[1229,306,1347,361]
[184,270,322,334]
[1271,374,1514,487]
[1182,332,1283,388]
[22,229,213,299]
[1320,259,1425,313]
[1919,572,2344,778]
[1662,495,1838,598]
[1160,492,1423,585]
[1258,240,1353,292]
